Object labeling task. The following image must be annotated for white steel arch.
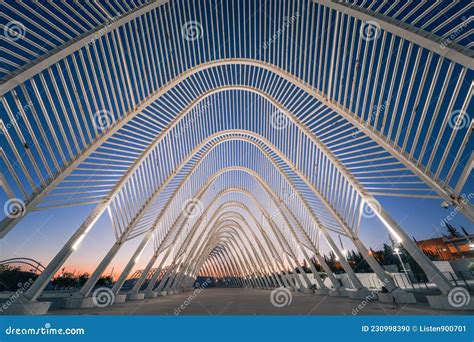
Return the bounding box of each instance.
[1,0,472,314]
[2,62,471,237]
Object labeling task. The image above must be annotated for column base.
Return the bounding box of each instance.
[159,291,167,296]
[347,288,373,300]
[167,290,174,295]
[378,291,417,304]
[329,288,349,297]
[145,291,158,298]
[126,293,145,301]
[314,288,330,296]
[114,294,127,303]
[0,301,50,315]
[63,297,95,309]
[427,294,474,310]
[302,288,314,294]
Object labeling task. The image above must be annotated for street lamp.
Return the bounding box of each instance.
[393,247,409,280]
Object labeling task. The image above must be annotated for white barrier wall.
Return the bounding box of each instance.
[295,272,412,290]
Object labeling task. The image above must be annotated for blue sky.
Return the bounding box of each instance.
[0,0,473,278]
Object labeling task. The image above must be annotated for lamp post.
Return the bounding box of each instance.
[393,247,409,280]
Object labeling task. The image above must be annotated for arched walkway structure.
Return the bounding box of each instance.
[0,0,472,314]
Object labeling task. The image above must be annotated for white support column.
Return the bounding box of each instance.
[320,230,371,299]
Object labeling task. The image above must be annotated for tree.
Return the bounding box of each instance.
[77,273,90,287]
[461,226,471,237]
[51,272,90,289]
[310,256,322,272]
[445,222,462,238]
[422,249,439,261]
[52,272,77,289]
[0,265,38,291]
[348,250,371,273]
[324,251,340,273]
[382,243,397,265]
[96,275,113,287]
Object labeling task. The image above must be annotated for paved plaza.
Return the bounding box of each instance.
[48,289,463,316]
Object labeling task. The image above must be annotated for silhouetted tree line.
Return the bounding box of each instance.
[0,265,113,292]
[51,271,113,290]
[0,265,38,291]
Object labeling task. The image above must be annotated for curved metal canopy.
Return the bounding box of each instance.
[0,0,472,306]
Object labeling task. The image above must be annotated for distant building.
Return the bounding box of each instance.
[416,235,474,260]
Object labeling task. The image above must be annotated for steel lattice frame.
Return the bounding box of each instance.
[0,0,472,307]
